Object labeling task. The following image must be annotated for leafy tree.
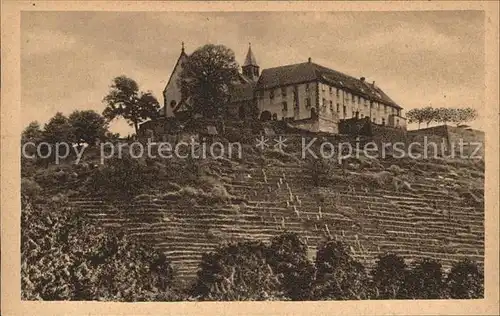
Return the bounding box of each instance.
[43,112,75,144]
[445,259,483,299]
[267,232,316,300]
[68,110,108,144]
[435,107,455,126]
[191,241,283,301]
[451,107,478,126]
[313,240,371,300]
[406,109,426,129]
[406,258,445,299]
[371,253,409,299]
[21,196,179,301]
[421,106,438,128]
[21,121,46,174]
[103,76,160,134]
[178,44,240,119]
[22,121,44,144]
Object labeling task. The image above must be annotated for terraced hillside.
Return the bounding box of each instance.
[67,155,484,283]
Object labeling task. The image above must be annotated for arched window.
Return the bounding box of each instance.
[272,113,278,121]
[170,100,177,108]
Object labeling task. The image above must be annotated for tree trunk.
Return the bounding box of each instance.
[133,121,139,135]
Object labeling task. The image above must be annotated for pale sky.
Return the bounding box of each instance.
[21,11,485,136]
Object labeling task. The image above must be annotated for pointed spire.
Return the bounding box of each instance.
[181,41,185,54]
[243,42,258,66]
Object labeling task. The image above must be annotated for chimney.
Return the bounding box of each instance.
[360,77,365,82]
[372,80,376,86]
[308,57,312,63]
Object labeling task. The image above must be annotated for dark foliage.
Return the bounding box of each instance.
[84,155,167,198]
[103,76,160,134]
[406,258,445,299]
[191,241,283,301]
[21,196,179,301]
[445,259,484,299]
[178,44,240,119]
[313,240,371,300]
[68,110,109,144]
[371,253,410,299]
[267,232,316,300]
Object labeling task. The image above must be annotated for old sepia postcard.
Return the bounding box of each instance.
[1,1,499,315]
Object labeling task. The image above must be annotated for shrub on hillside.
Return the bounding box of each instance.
[312,240,371,300]
[406,258,445,299]
[445,259,484,299]
[191,241,284,301]
[21,178,42,201]
[267,232,316,300]
[21,197,180,301]
[85,156,154,198]
[305,156,335,186]
[371,253,409,299]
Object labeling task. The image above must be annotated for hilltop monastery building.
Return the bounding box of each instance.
[159,44,406,134]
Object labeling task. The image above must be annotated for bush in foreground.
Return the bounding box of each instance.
[191,241,283,301]
[312,240,371,300]
[267,233,316,300]
[445,259,484,299]
[21,196,179,301]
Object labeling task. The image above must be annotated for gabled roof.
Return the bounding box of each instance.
[256,61,402,109]
[243,44,258,67]
[163,49,188,93]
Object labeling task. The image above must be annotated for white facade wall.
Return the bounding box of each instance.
[256,82,319,121]
[257,80,403,132]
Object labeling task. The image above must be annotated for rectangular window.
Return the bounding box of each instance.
[337,103,340,112]
[306,98,311,108]
[330,100,333,111]
[270,90,274,100]
[305,83,310,92]
[281,87,287,97]
[282,101,288,112]
[373,117,376,123]
[343,105,346,114]
[329,86,333,94]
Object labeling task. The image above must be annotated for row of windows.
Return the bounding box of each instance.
[279,96,399,116]
[263,85,397,114]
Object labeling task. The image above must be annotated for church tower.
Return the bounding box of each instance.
[242,43,259,82]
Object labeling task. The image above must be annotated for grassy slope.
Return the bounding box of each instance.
[42,141,485,284]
